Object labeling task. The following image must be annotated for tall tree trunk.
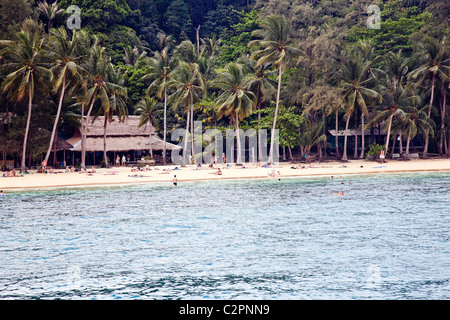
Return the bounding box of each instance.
[45,76,66,165]
[149,122,154,159]
[21,85,33,172]
[183,106,190,166]
[235,112,242,165]
[268,63,283,164]
[423,73,435,157]
[163,90,167,164]
[342,114,351,161]
[359,114,365,159]
[405,128,411,157]
[103,113,108,167]
[81,102,85,168]
[190,106,194,159]
[439,93,446,155]
[81,88,98,169]
[322,112,327,158]
[53,126,58,167]
[384,115,393,155]
[391,134,396,159]
[399,130,403,155]
[353,111,358,159]
[335,110,340,158]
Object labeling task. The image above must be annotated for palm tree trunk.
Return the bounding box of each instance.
[359,114,365,159]
[235,112,242,165]
[183,106,190,166]
[399,130,403,155]
[322,112,327,158]
[385,115,393,155]
[81,102,85,168]
[82,89,98,169]
[191,106,194,159]
[103,114,108,167]
[45,76,66,164]
[439,93,446,155]
[21,85,33,172]
[268,63,283,164]
[335,110,340,158]
[163,90,167,164]
[342,114,351,161]
[149,125,154,159]
[353,111,358,159]
[423,73,435,157]
[405,128,411,157]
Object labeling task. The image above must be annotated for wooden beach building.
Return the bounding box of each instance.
[64,116,181,167]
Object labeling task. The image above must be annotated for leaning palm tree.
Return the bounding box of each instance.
[408,36,450,157]
[43,27,86,166]
[143,49,172,164]
[135,95,159,158]
[167,62,206,166]
[249,15,303,164]
[339,51,382,160]
[0,31,52,172]
[212,62,257,165]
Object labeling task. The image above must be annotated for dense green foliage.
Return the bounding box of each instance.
[0,0,449,169]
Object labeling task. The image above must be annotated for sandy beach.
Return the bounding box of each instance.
[1,158,449,191]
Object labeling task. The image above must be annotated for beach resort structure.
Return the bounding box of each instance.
[53,116,181,167]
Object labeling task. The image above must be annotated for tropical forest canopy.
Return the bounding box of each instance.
[0,0,449,170]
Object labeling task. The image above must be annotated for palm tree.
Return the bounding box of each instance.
[298,121,327,163]
[43,27,86,166]
[249,15,303,164]
[409,36,450,157]
[238,55,276,161]
[301,84,344,159]
[123,45,146,67]
[393,106,435,158]
[81,44,125,169]
[135,95,158,158]
[367,80,420,156]
[143,49,172,164]
[167,62,206,166]
[339,51,381,161]
[0,31,52,172]
[212,62,257,165]
[99,66,128,166]
[37,0,64,33]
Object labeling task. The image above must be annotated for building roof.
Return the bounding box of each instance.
[67,116,181,152]
[328,128,385,137]
[70,136,181,152]
[81,116,156,137]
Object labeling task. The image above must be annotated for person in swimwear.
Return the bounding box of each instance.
[173,175,178,186]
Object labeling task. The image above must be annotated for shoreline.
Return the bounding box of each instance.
[1,158,450,191]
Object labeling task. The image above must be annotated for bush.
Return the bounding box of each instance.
[366,143,385,161]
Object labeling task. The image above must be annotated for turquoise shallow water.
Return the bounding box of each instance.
[0,172,449,299]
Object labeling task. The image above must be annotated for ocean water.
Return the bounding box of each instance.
[0,172,449,300]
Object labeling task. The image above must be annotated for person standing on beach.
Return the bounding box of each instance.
[173,175,178,186]
[42,160,47,173]
[222,153,226,164]
[116,155,120,167]
[122,155,126,166]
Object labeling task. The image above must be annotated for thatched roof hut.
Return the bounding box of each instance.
[67,116,181,152]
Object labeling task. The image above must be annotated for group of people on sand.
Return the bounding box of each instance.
[1,169,19,177]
